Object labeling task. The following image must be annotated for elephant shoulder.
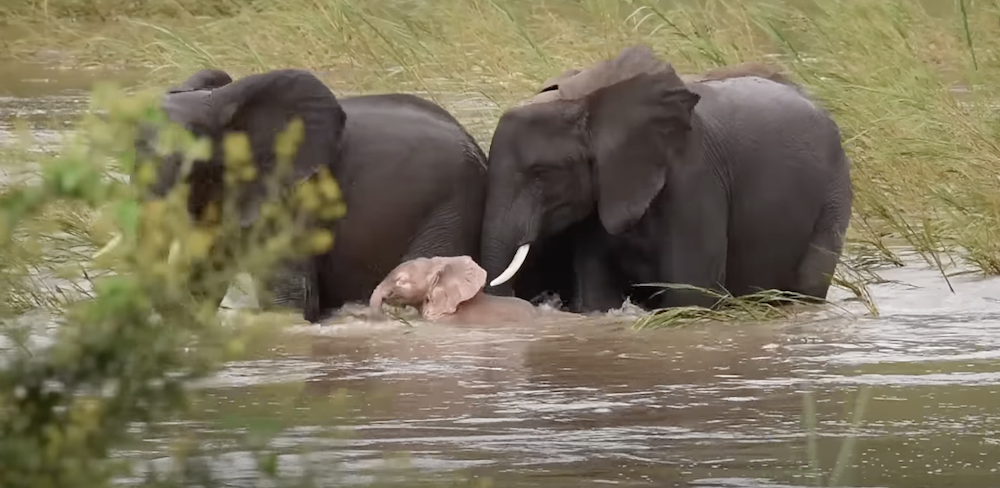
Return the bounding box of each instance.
[342,93,465,127]
[342,94,487,172]
[690,76,834,130]
[337,95,487,179]
[690,76,848,178]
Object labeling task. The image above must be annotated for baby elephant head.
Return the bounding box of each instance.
[369,256,488,321]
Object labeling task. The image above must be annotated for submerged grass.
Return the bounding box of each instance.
[632,282,855,330]
[4,0,1000,323]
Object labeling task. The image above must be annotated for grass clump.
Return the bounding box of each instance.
[632,283,853,330]
[0,81,344,486]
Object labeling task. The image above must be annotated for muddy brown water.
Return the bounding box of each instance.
[3,62,1000,488]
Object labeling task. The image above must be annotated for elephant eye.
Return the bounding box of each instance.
[529,164,561,180]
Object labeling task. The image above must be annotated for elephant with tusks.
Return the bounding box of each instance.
[480,45,853,313]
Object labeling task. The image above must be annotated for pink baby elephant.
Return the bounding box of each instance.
[369,255,552,324]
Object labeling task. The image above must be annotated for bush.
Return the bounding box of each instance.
[0,82,343,487]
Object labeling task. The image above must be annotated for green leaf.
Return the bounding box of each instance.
[116,200,141,240]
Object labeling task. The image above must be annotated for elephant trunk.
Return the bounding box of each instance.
[481,231,511,296]
[490,243,530,288]
[481,189,536,297]
[368,280,392,319]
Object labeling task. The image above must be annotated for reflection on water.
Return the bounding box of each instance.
[0,60,141,150]
[3,62,1000,487]
[152,256,1000,487]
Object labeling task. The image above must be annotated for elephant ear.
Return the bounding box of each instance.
[586,73,701,235]
[519,68,586,106]
[205,69,347,227]
[422,256,487,321]
[539,68,583,93]
[170,68,234,93]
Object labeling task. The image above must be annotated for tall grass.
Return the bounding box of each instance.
[5,0,999,284]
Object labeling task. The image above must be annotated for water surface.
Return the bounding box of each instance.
[138,256,1000,488]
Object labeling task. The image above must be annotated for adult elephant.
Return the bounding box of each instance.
[480,45,852,313]
[136,68,488,322]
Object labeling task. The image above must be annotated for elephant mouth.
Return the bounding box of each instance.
[485,213,603,312]
[487,232,577,311]
[489,242,532,287]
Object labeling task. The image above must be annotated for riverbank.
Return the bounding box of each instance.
[4,0,1000,279]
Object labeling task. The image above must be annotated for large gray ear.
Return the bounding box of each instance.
[586,73,701,235]
[519,68,584,106]
[539,68,583,93]
[205,69,347,226]
[171,68,234,93]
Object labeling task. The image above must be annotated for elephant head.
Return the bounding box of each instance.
[481,45,702,291]
[136,68,346,229]
[369,256,488,321]
[168,68,234,93]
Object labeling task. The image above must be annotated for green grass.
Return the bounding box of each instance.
[3,0,999,324]
[632,286,831,330]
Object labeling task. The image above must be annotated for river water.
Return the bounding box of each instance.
[3,62,1000,488]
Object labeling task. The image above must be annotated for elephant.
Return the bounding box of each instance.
[368,255,574,325]
[526,61,801,106]
[168,68,233,93]
[480,45,853,313]
[135,68,488,322]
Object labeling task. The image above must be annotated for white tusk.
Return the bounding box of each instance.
[92,232,123,260]
[167,238,182,265]
[489,243,530,287]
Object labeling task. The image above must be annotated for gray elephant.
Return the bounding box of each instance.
[168,68,233,92]
[480,45,853,313]
[136,68,488,322]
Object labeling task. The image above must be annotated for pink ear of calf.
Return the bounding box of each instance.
[421,256,488,321]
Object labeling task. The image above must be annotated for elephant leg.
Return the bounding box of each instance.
[265,253,331,324]
[301,258,328,323]
[648,168,729,310]
[258,260,310,311]
[570,221,626,313]
[791,175,852,301]
[271,215,334,323]
[251,248,330,323]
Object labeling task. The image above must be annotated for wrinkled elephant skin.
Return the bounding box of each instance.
[480,45,853,313]
[133,69,488,323]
